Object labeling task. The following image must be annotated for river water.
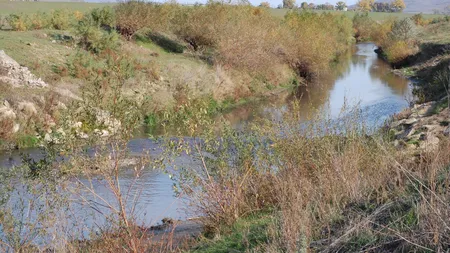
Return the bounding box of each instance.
[0,43,412,241]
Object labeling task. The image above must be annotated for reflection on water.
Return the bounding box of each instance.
[224,42,412,128]
[0,43,412,241]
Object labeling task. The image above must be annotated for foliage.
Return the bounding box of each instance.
[357,0,374,12]
[353,12,376,41]
[391,0,406,12]
[384,40,414,62]
[49,9,71,30]
[282,0,295,9]
[390,17,417,41]
[6,13,28,31]
[115,1,179,39]
[411,13,430,26]
[336,1,347,11]
[90,6,116,29]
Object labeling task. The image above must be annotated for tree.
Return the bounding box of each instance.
[336,1,347,10]
[283,0,295,9]
[301,1,308,9]
[391,0,406,12]
[357,0,374,12]
[308,3,315,9]
[259,1,270,7]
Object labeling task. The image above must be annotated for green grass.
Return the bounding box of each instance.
[191,212,273,253]
[0,1,115,15]
[0,30,72,81]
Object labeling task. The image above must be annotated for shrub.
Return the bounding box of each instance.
[411,13,429,26]
[6,13,29,31]
[75,21,120,53]
[90,6,116,29]
[49,9,71,30]
[115,1,178,39]
[352,12,375,41]
[75,8,120,54]
[390,18,417,42]
[384,40,413,62]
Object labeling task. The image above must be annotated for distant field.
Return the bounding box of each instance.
[269,9,444,20]
[0,1,115,15]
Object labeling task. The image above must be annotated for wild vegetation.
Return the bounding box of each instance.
[0,1,450,252]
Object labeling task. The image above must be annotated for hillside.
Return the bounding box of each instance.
[377,0,450,13]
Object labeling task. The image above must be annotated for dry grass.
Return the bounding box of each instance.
[175,102,450,252]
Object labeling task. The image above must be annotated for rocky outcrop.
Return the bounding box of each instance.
[390,100,449,152]
[0,50,48,88]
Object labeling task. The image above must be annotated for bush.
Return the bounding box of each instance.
[75,7,120,54]
[115,1,178,39]
[384,40,413,62]
[353,12,375,41]
[90,6,116,29]
[6,13,29,31]
[29,12,50,30]
[49,9,71,30]
[411,13,429,26]
[390,18,417,42]
[75,21,120,53]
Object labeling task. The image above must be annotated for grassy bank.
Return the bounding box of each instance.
[0,2,355,148]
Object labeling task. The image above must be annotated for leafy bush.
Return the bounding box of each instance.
[390,18,417,42]
[75,7,120,54]
[49,9,71,30]
[90,6,116,29]
[6,13,29,31]
[115,1,178,39]
[411,13,429,26]
[352,12,375,41]
[75,21,120,53]
[384,40,413,62]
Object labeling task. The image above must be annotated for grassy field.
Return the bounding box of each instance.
[0,1,114,15]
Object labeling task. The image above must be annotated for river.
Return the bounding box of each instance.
[0,43,412,242]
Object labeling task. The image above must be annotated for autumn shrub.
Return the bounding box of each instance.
[383,40,415,62]
[411,13,430,26]
[115,1,179,39]
[28,12,50,30]
[371,17,396,47]
[282,11,354,78]
[352,12,376,41]
[6,13,29,31]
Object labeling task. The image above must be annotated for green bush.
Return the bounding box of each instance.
[75,8,120,54]
[76,21,120,53]
[6,13,29,31]
[50,9,71,30]
[90,6,116,29]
